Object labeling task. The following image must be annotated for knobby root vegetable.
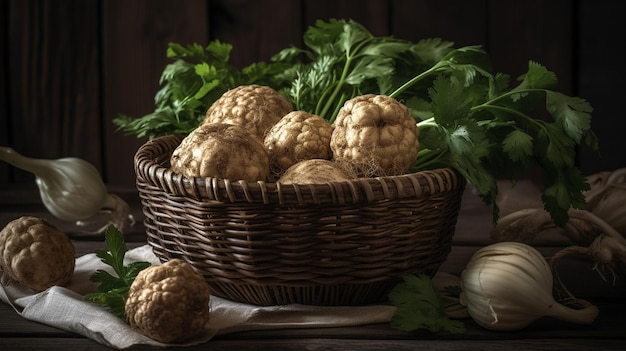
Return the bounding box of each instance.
[202,84,293,138]
[278,159,356,184]
[330,94,419,177]
[264,110,333,176]
[460,242,599,331]
[125,259,211,343]
[491,168,626,298]
[584,168,626,235]
[0,216,75,292]
[170,123,270,182]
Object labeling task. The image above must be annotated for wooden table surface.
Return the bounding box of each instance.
[1,183,625,351]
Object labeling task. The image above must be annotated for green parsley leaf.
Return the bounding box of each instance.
[388,274,466,334]
[114,41,293,138]
[84,226,151,320]
[547,91,593,144]
[516,60,558,89]
[503,130,534,162]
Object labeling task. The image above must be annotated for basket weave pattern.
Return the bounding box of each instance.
[134,135,466,306]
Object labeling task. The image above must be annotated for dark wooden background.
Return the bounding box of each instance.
[1,0,625,188]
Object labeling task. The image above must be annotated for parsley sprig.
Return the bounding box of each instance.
[273,19,597,225]
[84,226,152,320]
[113,41,293,138]
[388,274,466,334]
[403,59,596,225]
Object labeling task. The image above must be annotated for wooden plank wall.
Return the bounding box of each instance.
[1,0,624,188]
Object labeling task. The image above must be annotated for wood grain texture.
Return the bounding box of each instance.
[101,0,209,186]
[1,300,624,350]
[5,0,102,178]
[390,0,488,46]
[304,0,391,36]
[488,0,574,94]
[0,337,624,351]
[209,0,303,67]
[576,0,626,174]
[0,0,9,183]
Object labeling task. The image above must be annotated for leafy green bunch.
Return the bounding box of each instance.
[113,41,292,138]
[114,18,598,225]
[388,274,466,334]
[272,19,597,225]
[400,54,597,225]
[271,19,454,122]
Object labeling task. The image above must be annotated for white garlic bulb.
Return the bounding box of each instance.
[0,147,133,232]
[460,241,599,331]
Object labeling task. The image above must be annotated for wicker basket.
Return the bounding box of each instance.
[134,135,466,306]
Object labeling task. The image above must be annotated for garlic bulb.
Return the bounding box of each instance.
[0,147,133,233]
[460,242,599,331]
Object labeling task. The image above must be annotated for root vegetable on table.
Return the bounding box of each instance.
[0,216,75,292]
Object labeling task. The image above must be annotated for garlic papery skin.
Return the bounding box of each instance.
[459,242,599,331]
[0,147,133,232]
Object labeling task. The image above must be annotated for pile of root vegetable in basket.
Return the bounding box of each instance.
[111,18,626,338]
[4,19,624,345]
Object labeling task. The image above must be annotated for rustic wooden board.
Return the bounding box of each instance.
[1,300,625,351]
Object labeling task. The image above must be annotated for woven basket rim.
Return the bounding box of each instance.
[134,134,465,206]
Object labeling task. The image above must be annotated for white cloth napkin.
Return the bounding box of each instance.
[0,245,397,349]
